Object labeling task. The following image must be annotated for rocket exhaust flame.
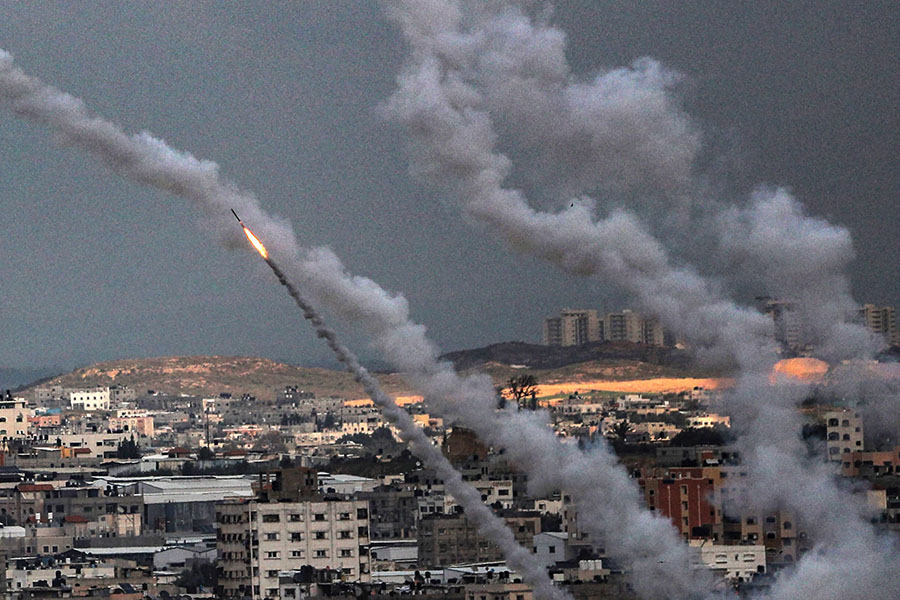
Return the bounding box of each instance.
[242,225,269,259]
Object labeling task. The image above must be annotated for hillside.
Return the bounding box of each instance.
[441,341,697,374]
[17,342,722,405]
[22,356,415,402]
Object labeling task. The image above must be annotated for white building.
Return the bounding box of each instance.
[690,540,766,582]
[68,387,111,411]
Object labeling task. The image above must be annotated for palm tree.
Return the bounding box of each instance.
[610,420,632,441]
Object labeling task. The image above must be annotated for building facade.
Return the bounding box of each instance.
[859,304,899,346]
[216,498,370,599]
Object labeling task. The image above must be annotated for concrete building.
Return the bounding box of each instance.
[825,410,864,461]
[543,309,602,347]
[0,397,30,439]
[68,387,111,411]
[840,448,900,477]
[216,497,371,599]
[859,304,899,346]
[532,531,575,567]
[689,540,766,583]
[604,310,644,344]
[757,298,806,353]
[417,511,540,568]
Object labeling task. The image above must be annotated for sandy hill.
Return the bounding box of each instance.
[18,343,721,404]
[23,356,415,402]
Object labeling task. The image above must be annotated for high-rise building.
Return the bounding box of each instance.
[859,304,899,346]
[604,310,645,344]
[542,309,602,346]
[756,297,807,353]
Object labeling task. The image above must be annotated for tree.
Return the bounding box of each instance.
[115,436,141,459]
[610,421,633,441]
[196,446,215,461]
[506,375,538,410]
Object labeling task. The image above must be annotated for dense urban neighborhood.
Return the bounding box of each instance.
[0,300,896,600]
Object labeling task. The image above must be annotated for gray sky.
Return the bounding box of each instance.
[1,1,897,370]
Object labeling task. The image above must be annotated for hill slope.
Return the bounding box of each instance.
[23,356,414,402]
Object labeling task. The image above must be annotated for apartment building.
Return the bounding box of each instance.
[543,309,602,347]
[0,396,30,438]
[825,410,864,460]
[859,304,899,346]
[217,469,370,600]
[417,511,540,568]
[69,387,111,411]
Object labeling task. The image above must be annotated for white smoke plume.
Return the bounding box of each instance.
[0,46,716,599]
[262,257,567,600]
[382,1,899,599]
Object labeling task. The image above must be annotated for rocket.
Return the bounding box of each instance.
[231,208,269,259]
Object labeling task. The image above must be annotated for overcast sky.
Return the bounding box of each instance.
[1,1,897,371]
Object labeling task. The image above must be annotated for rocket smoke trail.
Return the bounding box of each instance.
[0,44,715,599]
[383,1,900,599]
[254,246,568,600]
[0,47,565,599]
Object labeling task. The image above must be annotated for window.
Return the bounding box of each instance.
[783,521,792,529]
[291,532,303,542]
[338,531,352,539]
[315,549,328,558]
[549,545,556,554]
[289,513,302,522]
[339,512,351,520]
[291,550,304,558]
[267,570,279,578]
[264,551,280,559]
[262,514,280,523]
[340,549,353,557]
[265,533,279,541]
[314,513,326,521]
[315,531,327,540]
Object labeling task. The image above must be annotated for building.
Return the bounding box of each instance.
[0,396,30,439]
[216,468,370,599]
[840,448,900,478]
[543,309,602,347]
[109,385,137,406]
[638,468,721,539]
[109,414,155,438]
[689,540,766,583]
[825,410,864,461]
[417,511,540,568]
[757,297,806,353]
[69,387,111,411]
[604,310,644,344]
[859,304,899,346]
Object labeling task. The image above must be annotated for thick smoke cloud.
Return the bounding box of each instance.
[382,1,898,599]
